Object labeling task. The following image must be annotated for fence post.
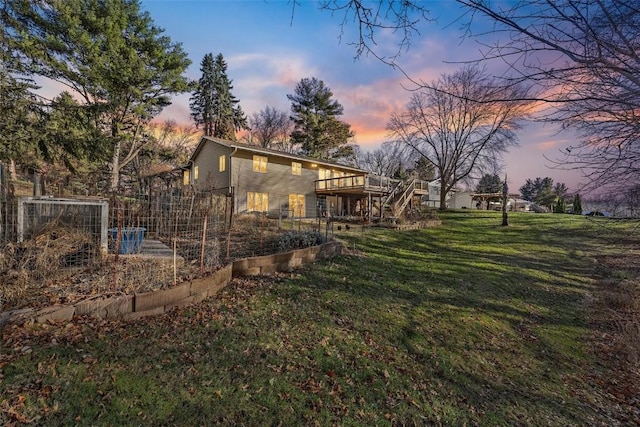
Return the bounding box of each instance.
[0,163,3,240]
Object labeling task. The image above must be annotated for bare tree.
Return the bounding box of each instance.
[319,1,640,193]
[248,106,294,150]
[152,120,200,165]
[126,120,200,193]
[354,142,406,177]
[458,0,640,193]
[387,65,530,210]
[317,1,433,64]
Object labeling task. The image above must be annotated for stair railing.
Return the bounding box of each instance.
[392,179,417,216]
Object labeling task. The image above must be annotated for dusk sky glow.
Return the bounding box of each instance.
[136,0,583,191]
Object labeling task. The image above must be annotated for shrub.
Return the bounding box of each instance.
[275,230,326,252]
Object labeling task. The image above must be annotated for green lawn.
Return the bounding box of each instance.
[1,211,636,425]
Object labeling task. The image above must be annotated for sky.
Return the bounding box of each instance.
[135,0,582,192]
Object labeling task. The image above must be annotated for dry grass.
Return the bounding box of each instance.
[0,215,327,311]
[0,222,99,310]
[595,254,640,364]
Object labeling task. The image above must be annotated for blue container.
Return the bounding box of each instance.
[109,227,146,254]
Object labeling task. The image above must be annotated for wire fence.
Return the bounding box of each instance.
[0,188,335,311]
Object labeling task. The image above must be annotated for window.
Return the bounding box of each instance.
[247,192,269,212]
[194,165,199,180]
[318,168,331,189]
[291,161,302,176]
[183,169,190,185]
[253,155,267,173]
[289,194,305,217]
[219,155,226,172]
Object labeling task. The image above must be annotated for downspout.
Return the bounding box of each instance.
[228,147,238,196]
[228,147,238,229]
[184,160,194,189]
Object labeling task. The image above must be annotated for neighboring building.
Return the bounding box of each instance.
[449,191,475,210]
[508,198,533,212]
[184,136,397,218]
[449,191,532,211]
[421,179,458,209]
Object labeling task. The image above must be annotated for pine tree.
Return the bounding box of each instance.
[0,8,42,173]
[5,0,192,191]
[572,193,583,215]
[554,197,566,213]
[520,177,558,209]
[287,77,354,160]
[190,53,247,140]
[190,53,216,137]
[476,174,502,193]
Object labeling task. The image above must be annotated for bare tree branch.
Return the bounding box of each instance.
[387,65,531,209]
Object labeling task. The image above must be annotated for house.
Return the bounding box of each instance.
[184,136,402,219]
[421,179,458,209]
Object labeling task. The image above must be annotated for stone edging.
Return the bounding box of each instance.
[0,241,343,325]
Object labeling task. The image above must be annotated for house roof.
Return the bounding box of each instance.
[188,136,367,174]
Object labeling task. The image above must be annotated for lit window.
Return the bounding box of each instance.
[183,169,190,185]
[291,161,302,176]
[219,155,226,172]
[318,168,331,189]
[289,194,305,217]
[194,165,199,180]
[247,191,269,212]
[253,155,267,173]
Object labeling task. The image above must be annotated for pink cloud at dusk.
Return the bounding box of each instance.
[32,1,587,192]
[535,140,567,151]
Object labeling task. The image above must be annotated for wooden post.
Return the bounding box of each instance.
[200,210,208,273]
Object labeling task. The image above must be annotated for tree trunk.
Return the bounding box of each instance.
[501,175,509,226]
[110,139,121,192]
[439,180,448,210]
[8,159,17,181]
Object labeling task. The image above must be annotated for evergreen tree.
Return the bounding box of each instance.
[287,77,354,160]
[554,197,566,213]
[190,53,247,140]
[190,53,216,137]
[520,177,557,209]
[42,92,107,171]
[553,182,569,200]
[476,174,502,193]
[0,70,42,171]
[4,0,192,191]
[572,193,583,215]
[0,8,42,173]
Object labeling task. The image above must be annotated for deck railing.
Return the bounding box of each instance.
[315,174,397,192]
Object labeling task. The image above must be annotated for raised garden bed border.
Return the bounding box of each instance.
[1,241,343,325]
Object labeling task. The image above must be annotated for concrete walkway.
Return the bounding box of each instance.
[133,239,185,266]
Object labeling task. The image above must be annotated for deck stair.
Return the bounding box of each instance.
[382,179,431,217]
